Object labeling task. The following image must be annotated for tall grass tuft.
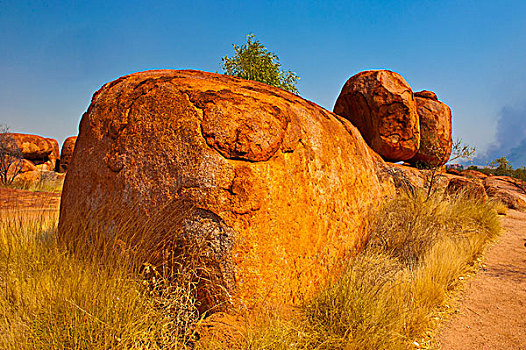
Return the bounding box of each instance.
[225,191,503,349]
[0,211,200,349]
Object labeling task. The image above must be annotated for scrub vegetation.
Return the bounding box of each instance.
[0,190,503,349]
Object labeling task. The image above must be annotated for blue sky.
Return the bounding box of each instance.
[2,0,526,165]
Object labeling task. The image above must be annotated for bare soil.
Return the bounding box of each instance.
[436,210,526,349]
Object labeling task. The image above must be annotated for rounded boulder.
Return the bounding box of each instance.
[333,70,420,161]
[59,136,77,173]
[408,91,452,167]
[59,70,391,312]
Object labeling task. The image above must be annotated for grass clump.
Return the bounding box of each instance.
[0,212,199,349]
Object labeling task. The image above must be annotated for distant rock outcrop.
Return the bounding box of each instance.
[3,133,62,187]
[46,137,60,171]
[59,136,77,173]
[333,70,420,162]
[59,69,393,312]
[408,91,452,167]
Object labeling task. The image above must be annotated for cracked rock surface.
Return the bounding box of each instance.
[409,90,452,167]
[333,69,420,162]
[58,69,391,311]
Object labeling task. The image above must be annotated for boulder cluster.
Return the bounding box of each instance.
[334,70,452,167]
[3,133,76,186]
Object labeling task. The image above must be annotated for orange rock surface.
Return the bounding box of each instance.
[333,70,420,161]
[484,176,526,210]
[460,169,489,179]
[408,91,452,167]
[7,133,54,160]
[59,70,391,312]
[59,136,77,173]
[446,177,488,202]
[46,137,60,170]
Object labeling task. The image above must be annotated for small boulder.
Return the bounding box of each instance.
[446,167,461,176]
[36,161,55,172]
[414,90,438,100]
[408,91,452,167]
[59,136,77,173]
[334,70,420,161]
[446,177,488,202]
[46,137,60,170]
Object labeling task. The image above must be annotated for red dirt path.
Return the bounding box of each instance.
[436,210,526,349]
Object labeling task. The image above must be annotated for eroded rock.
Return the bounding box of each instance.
[484,176,526,210]
[333,70,420,161]
[59,69,391,312]
[6,133,54,161]
[408,91,452,167]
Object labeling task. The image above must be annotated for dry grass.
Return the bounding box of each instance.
[219,191,503,349]
[0,190,503,349]
[0,211,200,349]
[5,173,64,193]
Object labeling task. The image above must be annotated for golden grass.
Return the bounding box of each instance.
[0,190,503,349]
[217,191,503,349]
[0,211,199,349]
[4,174,64,193]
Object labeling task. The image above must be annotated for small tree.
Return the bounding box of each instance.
[221,33,300,94]
[0,124,24,186]
[489,156,513,176]
[419,138,476,200]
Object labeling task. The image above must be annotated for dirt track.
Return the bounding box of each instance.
[436,210,526,349]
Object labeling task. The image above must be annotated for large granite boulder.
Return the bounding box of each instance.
[59,136,77,173]
[408,91,452,167]
[59,70,392,312]
[333,70,420,162]
[484,176,526,210]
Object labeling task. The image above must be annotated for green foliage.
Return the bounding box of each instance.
[489,156,514,176]
[221,34,300,94]
[468,157,526,180]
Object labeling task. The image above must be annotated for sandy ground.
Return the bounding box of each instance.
[436,210,526,350]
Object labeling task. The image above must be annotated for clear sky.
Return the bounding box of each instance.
[2,0,526,166]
